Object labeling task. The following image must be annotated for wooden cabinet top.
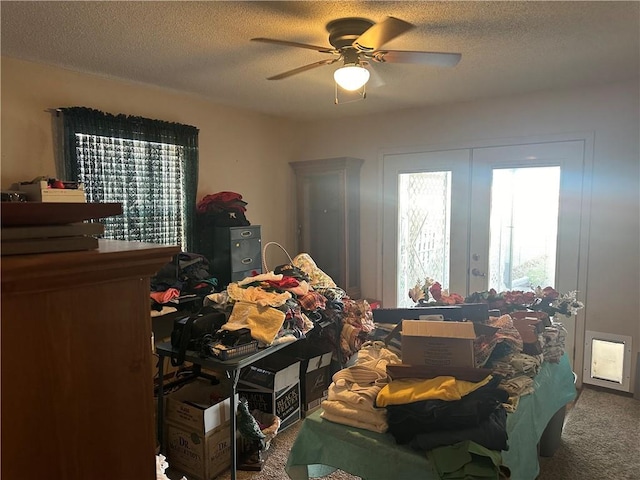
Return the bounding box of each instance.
[1,239,180,295]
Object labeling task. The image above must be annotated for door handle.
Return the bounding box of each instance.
[471,268,486,277]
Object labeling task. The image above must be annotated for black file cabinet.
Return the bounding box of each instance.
[198,225,262,289]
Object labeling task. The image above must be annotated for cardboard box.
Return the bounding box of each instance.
[279,342,333,416]
[238,356,301,431]
[164,378,237,434]
[291,343,333,414]
[165,420,232,480]
[511,317,544,355]
[401,320,478,368]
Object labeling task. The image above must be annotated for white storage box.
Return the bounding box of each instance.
[20,180,87,203]
[164,378,237,434]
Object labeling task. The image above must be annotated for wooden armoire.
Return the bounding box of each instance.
[290,157,363,299]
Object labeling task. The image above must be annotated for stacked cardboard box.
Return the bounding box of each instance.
[163,378,238,480]
[278,341,333,416]
[238,355,301,431]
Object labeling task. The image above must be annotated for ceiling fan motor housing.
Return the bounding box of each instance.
[326,17,374,50]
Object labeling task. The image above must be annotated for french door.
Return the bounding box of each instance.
[382,140,587,363]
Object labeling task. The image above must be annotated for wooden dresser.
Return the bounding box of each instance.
[1,240,179,480]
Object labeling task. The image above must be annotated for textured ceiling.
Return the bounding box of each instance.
[2,1,638,121]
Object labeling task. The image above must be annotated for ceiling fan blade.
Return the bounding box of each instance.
[266,58,339,80]
[361,61,385,89]
[353,16,414,52]
[372,50,462,67]
[251,37,336,54]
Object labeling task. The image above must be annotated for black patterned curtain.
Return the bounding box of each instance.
[57,107,199,251]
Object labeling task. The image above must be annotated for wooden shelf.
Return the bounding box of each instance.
[1,201,122,226]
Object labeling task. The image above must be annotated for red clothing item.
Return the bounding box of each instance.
[266,277,300,289]
[197,191,247,213]
[150,288,181,304]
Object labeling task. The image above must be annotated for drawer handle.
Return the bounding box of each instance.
[241,257,253,265]
[240,231,253,238]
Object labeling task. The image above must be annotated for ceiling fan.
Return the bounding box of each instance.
[251,16,461,91]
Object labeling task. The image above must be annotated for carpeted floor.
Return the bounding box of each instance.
[537,386,640,480]
[167,386,639,480]
[168,419,359,480]
[215,423,359,480]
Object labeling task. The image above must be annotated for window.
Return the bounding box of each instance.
[488,166,560,291]
[397,170,452,306]
[57,107,199,251]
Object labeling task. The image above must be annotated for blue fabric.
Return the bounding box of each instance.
[503,353,577,479]
[285,354,576,480]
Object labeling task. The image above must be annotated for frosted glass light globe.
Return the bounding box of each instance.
[333,65,370,91]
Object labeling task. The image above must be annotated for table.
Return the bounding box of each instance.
[156,340,296,480]
[286,354,577,480]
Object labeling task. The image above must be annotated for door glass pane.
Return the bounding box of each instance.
[397,171,451,307]
[488,166,561,291]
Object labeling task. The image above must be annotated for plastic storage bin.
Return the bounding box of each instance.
[538,371,576,457]
[538,404,567,457]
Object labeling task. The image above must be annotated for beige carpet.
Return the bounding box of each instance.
[537,386,640,480]
[215,422,359,480]
[168,386,640,480]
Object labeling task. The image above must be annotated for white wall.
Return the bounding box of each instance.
[2,56,638,390]
[291,81,640,389]
[0,56,299,251]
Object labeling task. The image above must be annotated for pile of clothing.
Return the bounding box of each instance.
[315,308,574,480]
[475,313,545,412]
[320,341,400,433]
[381,372,510,479]
[318,341,511,479]
[203,252,376,365]
[196,191,250,227]
[542,321,568,363]
[150,252,218,313]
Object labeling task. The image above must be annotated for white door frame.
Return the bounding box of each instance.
[381,148,471,306]
[378,132,593,383]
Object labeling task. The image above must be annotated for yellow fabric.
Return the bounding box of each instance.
[227,282,291,307]
[224,300,285,345]
[376,375,493,407]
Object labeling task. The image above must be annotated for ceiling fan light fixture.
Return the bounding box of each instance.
[333,64,370,91]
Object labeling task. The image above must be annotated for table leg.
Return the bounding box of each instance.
[228,367,240,480]
[157,353,165,453]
